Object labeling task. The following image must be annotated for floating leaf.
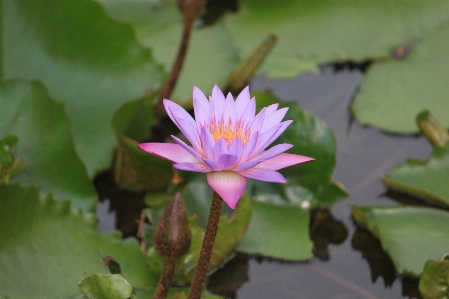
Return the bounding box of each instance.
[351,22,449,133]
[419,255,449,299]
[0,80,96,212]
[225,0,449,78]
[252,92,348,209]
[0,184,154,299]
[238,200,313,260]
[2,0,165,175]
[352,206,449,276]
[98,0,239,106]
[384,143,449,208]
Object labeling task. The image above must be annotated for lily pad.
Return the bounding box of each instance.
[0,184,154,299]
[98,0,239,106]
[238,200,313,260]
[225,0,449,78]
[2,0,165,175]
[0,80,96,212]
[352,206,449,277]
[351,21,449,133]
[252,92,348,209]
[384,143,449,208]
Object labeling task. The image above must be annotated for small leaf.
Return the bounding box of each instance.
[419,255,449,299]
[78,274,133,299]
[384,143,449,208]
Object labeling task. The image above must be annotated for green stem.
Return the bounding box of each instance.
[153,258,176,299]
[188,192,223,299]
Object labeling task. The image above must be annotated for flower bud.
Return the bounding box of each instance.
[154,192,192,259]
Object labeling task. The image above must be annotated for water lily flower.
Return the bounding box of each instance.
[139,86,314,209]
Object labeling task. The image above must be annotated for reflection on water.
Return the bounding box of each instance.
[95,66,432,298]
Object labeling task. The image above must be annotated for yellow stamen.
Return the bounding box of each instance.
[209,117,250,147]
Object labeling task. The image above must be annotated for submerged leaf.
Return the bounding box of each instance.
[419,255,449,299]
[78,274,133,299]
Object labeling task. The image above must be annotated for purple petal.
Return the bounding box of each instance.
[255,153,314,170]
[211,85,226,121]
[193,86,210,128]
[238,97,256,126]
[229,139,244,157]
[138,142,199,163]
[218,154,239,170]
[213,138,227,161]
[200,127,215,159]
[239,134,258,162]
[164,101,201,151]
[238,168,286,183]
[251,143,293,162]
[260,107,289,133]
[174,162,211,173]
[264,103,279,116]
[203,159,222,171]
[171,135,203,161]
[249,107,266,137]
[233,159,262,171]
[223,92,237,127]
[207,171,247,210]
[235,86,250,115]
[252,120,292,155]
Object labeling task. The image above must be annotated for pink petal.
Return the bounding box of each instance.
[229,139,244,157]
[253,120,293,155]
[169,111,202,152]
[223,92,237,126]
[203,159,222,171]
[174,162,211,173]
[213,138,227,161]
[207,171,247,210]
[255,153,314,170]
[138,143,200,164]
[238,168,286,183]
[264,103,279,116]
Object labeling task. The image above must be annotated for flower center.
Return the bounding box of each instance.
[209,118,250,147]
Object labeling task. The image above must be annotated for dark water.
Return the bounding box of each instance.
[96,66,432,298]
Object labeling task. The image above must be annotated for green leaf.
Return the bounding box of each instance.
[98,0,239,106]
[351,206,449,277]
[384,143,449,208]
[351,22,449,133]
[0,184,154,299]
[419,255,449,299]
[0,80,96,212]
[225,0,449,78]
[251,94,348,209]
[238,200,313,261]
[79,274,133,299]
[134,287,222,299]
[2,0,165,175]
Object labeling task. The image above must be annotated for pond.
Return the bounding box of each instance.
[96,65,432,299]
